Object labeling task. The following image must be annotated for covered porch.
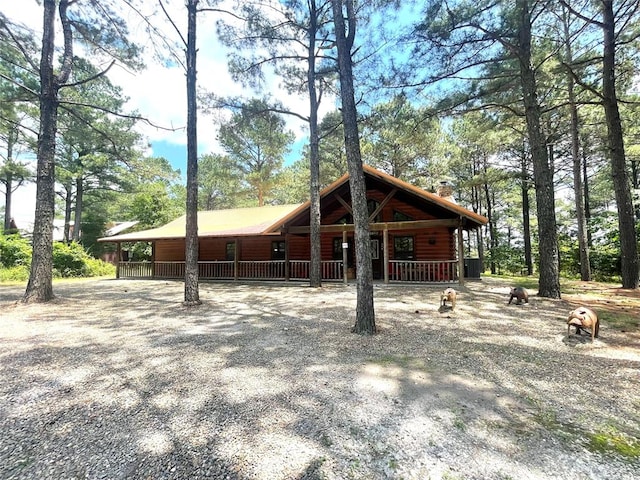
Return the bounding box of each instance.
[110,215,473,285]
[100,166,488,285]
[115,257,462,284]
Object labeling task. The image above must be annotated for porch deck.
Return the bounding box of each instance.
[116,259,460,284]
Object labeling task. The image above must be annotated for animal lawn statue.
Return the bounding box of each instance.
[508,287,529,305]
[567,306,599,341]
[440,288,457,311]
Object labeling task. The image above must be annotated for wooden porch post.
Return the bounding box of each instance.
[342,230,348,285]
[285,233,290,281]
[151,242,156,278]
[116,242,121,279]
[383,227,389,284]
[234,238,239,281]
[458,218,465,286]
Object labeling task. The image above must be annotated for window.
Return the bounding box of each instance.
[271,240,286,260]
[394,236,414,260]
[225,242,235,261]
[393,210,413,222]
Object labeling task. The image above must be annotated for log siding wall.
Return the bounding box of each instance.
[153,191,458,264]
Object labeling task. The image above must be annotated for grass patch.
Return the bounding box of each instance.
[598,311,640,332]
[526,396,640,460]
[0,274,115,287]
[525,396,579,441]
[483,273,539,290]
[588,427,640,458]
[525,396,563,431]
[0,265,29,283]
[368,354,427,370]
[453,416,466,431]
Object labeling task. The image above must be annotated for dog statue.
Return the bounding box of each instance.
[440,288,457,310]
[508,287,529,305]
[567,306,599,341]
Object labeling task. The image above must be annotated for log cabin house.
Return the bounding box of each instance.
[98,165,488,284]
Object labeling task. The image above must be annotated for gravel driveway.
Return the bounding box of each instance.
[1,278,638,480]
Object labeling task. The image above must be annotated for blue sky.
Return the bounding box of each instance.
[152,137,306,177]
[151,140,188,175]
[3,0,324,224]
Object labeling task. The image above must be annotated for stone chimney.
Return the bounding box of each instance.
[436,181,456,203]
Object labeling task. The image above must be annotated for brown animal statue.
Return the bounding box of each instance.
[440,288,457,310]
[508,287,529,305]
[567,306,599,341]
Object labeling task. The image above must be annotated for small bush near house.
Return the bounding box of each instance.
[0,234,31,268]
[53,242,115,278]
[0,235,114,282]
[83,257,116,277]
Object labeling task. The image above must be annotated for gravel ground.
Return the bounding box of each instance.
[0,278,639,480]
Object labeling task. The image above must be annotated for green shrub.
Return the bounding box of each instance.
[0,236,115,281]
[0,234,31,268]
[52,242,115,278]
[84,257,116,277]
[590,243,621,281]
[52,242,87,277]
[0,265,30,282]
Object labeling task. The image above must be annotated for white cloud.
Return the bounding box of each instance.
[4,0,333,150]
[2,1,336,222]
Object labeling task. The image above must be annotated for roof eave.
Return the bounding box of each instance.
[362,165,489,226]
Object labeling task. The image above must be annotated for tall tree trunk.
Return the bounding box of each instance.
[184,0,201,305]
[476,226,484,267]
[482,165,496,275]
[72,177,83,242]
[601,0,639,289]
[24,0,73,303]
[308,0,322,288]
[3,130,16,231]
[63,184,73,243]
[562,8,591,281]
[471,160,484,268]
[3,173,12,233]
[332,0,375,334]
[517,0,560,298]
[581,138,593,247]
[521,153,533,276]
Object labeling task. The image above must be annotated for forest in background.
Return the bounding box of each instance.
[1,1,639,302]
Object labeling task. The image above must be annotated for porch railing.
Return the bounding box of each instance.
[238,260,285,280]
[118,259,344,281]
[118,259,458,283]
[119,261,154,278]
[388,260,458,283]
[289,260,343,280]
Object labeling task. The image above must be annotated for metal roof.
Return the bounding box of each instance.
[98,204,302,242]
[99,166,488,243]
